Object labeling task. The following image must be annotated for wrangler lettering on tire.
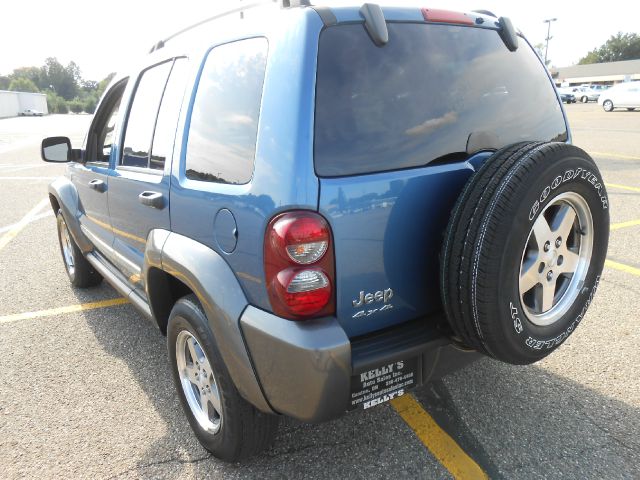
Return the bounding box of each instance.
[441,142,609,364]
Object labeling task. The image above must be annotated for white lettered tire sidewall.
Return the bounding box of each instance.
[495,154,609,362]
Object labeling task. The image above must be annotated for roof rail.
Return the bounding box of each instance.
[472,9,496,18]
[149,1,274,53]
[281,0,311,6]
[148,0,328,53]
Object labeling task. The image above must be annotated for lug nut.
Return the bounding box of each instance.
[544,241,551,252]
[555,237,562,248]
[547,271,554,281]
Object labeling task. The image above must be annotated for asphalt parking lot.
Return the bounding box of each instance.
[1,104,639,479]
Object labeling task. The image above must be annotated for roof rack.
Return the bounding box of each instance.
[150,0,301,53]
[281,0,311,6]
[148,0,341,53]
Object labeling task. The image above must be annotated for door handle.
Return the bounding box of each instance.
[88,179,106,192]
[138,191,165,209]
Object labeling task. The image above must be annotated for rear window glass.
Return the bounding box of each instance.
[314,23,567,177]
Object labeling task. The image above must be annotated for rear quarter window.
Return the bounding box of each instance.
[314,23,567,177]
[185,38,268,185]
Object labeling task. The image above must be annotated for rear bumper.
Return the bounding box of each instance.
[240,307,480,423]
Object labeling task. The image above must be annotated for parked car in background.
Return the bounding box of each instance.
[557,90,576,103]
[19,109,44,116]
[571,86,600,103]
[598,81,640,111]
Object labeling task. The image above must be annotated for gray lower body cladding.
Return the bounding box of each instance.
[241,307,480,422]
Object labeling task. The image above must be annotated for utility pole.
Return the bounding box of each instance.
[543,18,557,66]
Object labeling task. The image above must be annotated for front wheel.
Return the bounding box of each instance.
[603,100,614,112]
[167,295,279,461]
[56,210,102,287]
[441,142,609,364]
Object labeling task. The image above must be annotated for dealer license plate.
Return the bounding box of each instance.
[350,356,418,410]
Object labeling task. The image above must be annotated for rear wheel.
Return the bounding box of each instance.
[56,210,102,288]
[581,95,589,103]
[627,108,635,111]
[167,295,279,461]
[441,143,609,364]
[603,100,614,112]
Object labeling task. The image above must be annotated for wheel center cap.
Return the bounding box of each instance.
[546,249,558,267]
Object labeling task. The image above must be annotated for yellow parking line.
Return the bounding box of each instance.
[0,197,49,252]
[605,259,640,277]
[391,394,488,480]
[610,219,640,231]
[605,183,640,193]
[591,151,640,161]
[0,298,129,324]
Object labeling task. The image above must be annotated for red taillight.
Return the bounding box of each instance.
[265,211,335,320]
[421,8,475,25]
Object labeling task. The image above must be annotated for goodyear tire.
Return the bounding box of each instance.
[441,142,609,364]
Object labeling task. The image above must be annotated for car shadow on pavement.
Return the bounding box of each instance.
[416,359,640,479]
[81,302,640,479]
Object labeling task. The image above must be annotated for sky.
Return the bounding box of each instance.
[1,0,639,81]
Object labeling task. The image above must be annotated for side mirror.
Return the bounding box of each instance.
[42,136,79,162]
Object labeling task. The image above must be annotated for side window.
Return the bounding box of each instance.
[86,79,127,163]
[101,107,120,159]
[149,58,189,170]
[121,61,172,168]
[185,38,268,184]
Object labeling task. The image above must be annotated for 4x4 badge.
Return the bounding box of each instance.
[352,304,393,319]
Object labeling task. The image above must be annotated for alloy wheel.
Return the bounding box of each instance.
[176,330,222,434]
[60,218,75,276]
[518,192,594,326]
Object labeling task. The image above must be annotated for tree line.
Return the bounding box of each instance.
[0,57,114,114]
[578,32,640,65]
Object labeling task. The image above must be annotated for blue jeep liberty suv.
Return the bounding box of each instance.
[41,2,609,461]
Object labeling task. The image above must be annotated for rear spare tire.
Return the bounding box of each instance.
[441,142,609,364]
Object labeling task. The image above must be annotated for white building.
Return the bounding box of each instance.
[0,90,48,118]
[551,59,640,87]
